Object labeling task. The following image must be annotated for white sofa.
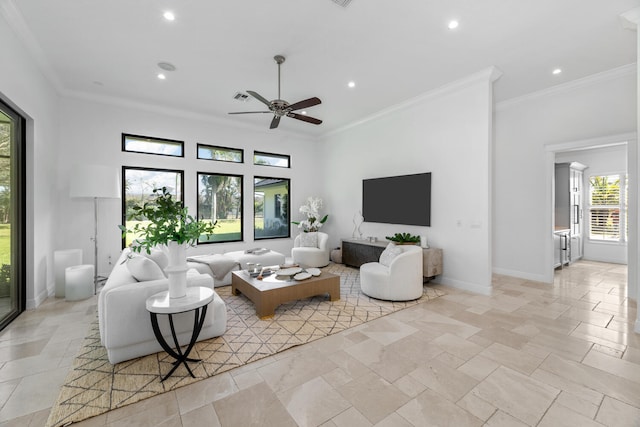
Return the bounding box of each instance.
[98,248,227,364]
[360,244,423,301]
[292,232,330,267]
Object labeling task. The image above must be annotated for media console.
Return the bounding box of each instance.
[341,238,443,279]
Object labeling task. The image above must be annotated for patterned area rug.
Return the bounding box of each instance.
[46,263,444,427]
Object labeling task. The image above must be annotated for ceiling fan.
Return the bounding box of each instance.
[229,55,322,129]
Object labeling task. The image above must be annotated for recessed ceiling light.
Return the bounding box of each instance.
[448,20,459,30]
[552,68,562,75]
[163,11,175,21]
[157,73,166,80]
[348,81,356,88]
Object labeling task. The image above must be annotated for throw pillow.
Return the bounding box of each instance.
[142,249,169,274]
[379,243,403,267]
[300,232,319,248]
[126,255,166,282]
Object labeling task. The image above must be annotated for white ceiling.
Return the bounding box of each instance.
[5,0,639,137]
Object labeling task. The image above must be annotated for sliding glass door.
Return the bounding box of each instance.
[0,99,25,331]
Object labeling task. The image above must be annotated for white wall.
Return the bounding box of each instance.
[556,145,628,264]
[494,67,637,282]
[56,97,321,287]
[319,69,499,295]
[0,13,60,308]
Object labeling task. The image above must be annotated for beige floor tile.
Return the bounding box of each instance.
[457,354,500,381]
[484,410,529,427]
[278,376,351,427]
[591,342,624,358]
[359,317,418,346]
[571,322,633,351]
[539,353,640,408]
[528,329,593,361]
[596,396,640,426]
[478,342,544,375]
[456,392,496,421]
[622,346,640,364]
[180,403,221,427]
[372,412,413,427]
[105,392,178,424]
[327,406,371,427]
[213,382,297,427]
[470,366,559,425]
[336,371,410,424]
[175,372,238,415]
[530,368,603,406]
[555,390,599,419]
[257,350,337,394]
[475,327,530,350]
[345,337,419,383]
[409,358,478,403]
[582,349,640,384]
[560,306,613,328]
[431,332,484,361]
[393,374,427,398]
[412,312,481,339]
[433,351,466,368]
[396,388,482,427]
[537,402,604,427]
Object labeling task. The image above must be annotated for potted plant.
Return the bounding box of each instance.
[119,187,217,298]
[292,197,329,232]
[385,232,421,245]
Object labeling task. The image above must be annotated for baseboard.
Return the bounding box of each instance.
[438,276,492,296]
[26,285,51,309]
[492,267,551,284]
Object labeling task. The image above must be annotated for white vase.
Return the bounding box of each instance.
[166,241,188,299]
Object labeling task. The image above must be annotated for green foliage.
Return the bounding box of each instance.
[385,232,420,244]
[119,187,218,254]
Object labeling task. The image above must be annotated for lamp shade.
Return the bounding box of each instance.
[70,165,120,199]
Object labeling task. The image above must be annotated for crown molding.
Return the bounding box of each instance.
[495,63,637,111]
[0,0,64,93]
[321,66,503,139]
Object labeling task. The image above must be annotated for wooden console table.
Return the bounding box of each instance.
[341,238,443,278]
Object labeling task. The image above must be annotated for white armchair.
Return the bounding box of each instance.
[360,244,423,301]
[292,232,330,267]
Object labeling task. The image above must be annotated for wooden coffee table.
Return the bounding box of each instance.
[231,268,340,318]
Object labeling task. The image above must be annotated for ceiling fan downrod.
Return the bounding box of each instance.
[274,55,285,101]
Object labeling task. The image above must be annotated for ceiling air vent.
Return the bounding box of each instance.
[233,92,250,102]
[331,0,353,7]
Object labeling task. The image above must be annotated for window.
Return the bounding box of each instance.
[122,167,183,247]
[254,177,290,239]
[197,173,243,243]
[197,144,243,163]
[254,151,290,168]
[122,133,184,157]
[588,174,627,242]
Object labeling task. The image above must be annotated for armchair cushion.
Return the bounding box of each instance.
[379,243,403,267]
[299,232,319,248]
[126,255,166,282]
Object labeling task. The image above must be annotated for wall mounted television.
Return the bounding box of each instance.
[362,172,431,226]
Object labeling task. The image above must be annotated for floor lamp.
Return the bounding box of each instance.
[70,165,120,294]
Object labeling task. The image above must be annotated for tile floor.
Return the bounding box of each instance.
[0,260,638,426]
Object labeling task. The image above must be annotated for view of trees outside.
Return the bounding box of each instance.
[197,173,242,243]
[123,168,183,246]
[254,177,289,239]
[589,174,625,241]
[0,116,12,299]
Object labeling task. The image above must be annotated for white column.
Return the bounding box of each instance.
[620,8,640,333]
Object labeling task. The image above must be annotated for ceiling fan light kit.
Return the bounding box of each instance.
[229,55,322,129]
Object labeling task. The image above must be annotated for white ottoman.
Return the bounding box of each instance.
[224,250,286,270]
[65,264,94,301]
[54,249,82,298]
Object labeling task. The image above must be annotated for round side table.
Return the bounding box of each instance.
[146,286,214,381]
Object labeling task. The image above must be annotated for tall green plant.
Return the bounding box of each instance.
[119,187,217,254]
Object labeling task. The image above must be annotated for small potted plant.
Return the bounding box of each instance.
[385,232,421,245]
[119,187,217,298]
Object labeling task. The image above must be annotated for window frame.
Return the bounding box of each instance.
[196,172,244,244]
[587,172,627,244]
[197,143,244,163]
[253,176,291,240]
[121,166,185,248]
[253,151,291,168]
[122,133,184,158]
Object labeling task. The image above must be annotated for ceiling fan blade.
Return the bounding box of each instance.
[270,116,281,129]
[287,112,322,125]
[288,97,321,111]
[247,90,272,107]
[228,111,271,114]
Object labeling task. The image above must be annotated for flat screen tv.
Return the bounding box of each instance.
[362,172,431,226]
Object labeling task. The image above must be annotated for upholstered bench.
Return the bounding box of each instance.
[224,249,286,269]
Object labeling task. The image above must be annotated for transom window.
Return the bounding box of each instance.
[254,151,290,168]
[197,144,243,163]
[122,133,184,157]
[588,174,627,242]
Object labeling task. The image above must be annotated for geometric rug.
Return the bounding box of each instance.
[45,263,445,427]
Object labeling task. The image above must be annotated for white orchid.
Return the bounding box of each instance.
[293,197,328,232]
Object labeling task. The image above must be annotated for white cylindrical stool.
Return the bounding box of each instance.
[54,249,82,298]
[65,264,94,301]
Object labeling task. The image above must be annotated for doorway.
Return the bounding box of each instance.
[0,98,26,331]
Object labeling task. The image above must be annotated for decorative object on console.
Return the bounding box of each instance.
[385,232,421,245]
[292,196,329,232]
[352,210,364,239]
[119,187,218,298]
[69,164,120,294]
